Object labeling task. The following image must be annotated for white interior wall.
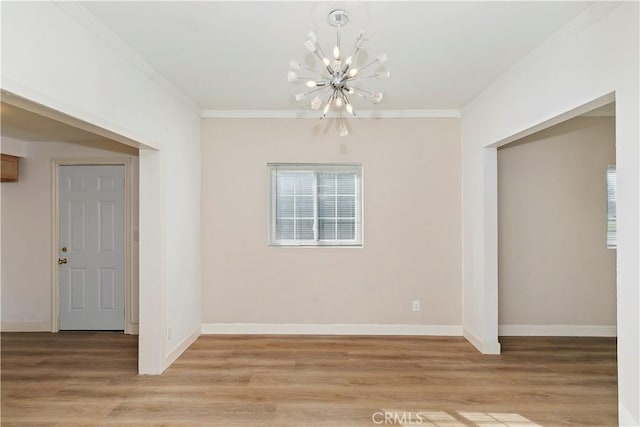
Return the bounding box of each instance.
[201,118,462,333]
[1,1,202,374]
[0,136,139,332]
[461,3,639,424]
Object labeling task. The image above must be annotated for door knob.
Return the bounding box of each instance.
[58,258,68,265]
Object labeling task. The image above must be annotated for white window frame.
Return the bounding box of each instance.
[268,163,363,247]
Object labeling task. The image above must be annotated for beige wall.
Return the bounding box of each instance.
[201,118,462,327]
[498,116,616,328]
[1,137,139,331]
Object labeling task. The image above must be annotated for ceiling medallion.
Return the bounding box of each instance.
[288,9,389,136]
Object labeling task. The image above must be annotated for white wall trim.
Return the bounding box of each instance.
[201,323,462,336]
[499,324,617,337]
[1,89,156,151]
[164,326,200,369]
[463,328,501,354]
[463,328,483,352]
[488,92,615,149]
[1,321,51,332]
[202,109,461,119]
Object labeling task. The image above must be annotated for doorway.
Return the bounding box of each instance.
[497,105,617,336]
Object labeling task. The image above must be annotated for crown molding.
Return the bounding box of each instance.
[201,109,461,119]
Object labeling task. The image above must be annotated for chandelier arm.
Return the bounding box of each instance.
[347,86,383,104]
[343,92,356,116]
[294,75,321,82]
[313,50,334,75]
[321,92,336,120]
[348,91,368,101]
[357,59,379,73]
[342,46,361,74]
[336,24,341,60]
[301,63,319,74]
[354,73,382,81]
[312,45,335,75]
[297,85,330,100]
[348,86,374,98]
[290,59,320,75]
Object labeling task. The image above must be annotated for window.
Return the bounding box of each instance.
[269,163,363,246]
[606,164,616,249]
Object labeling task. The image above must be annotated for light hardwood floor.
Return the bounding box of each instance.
[1,333,617,426]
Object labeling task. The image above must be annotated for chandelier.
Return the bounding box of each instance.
[288,9,389,136]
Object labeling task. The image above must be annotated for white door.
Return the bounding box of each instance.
[58,165,125,330]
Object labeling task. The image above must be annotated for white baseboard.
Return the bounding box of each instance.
[463,329,501,354]
[125,323,139,335]
[200,323,462,336]
[164,326,201,369]
[618,402,637,427]
[1,321,51,332]
[498,324,617,337]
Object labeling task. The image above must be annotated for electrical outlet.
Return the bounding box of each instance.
[412,300,421,312]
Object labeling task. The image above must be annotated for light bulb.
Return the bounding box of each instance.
[322,57,331,67]
[308,30,318,43]
[304,40,316,53]
[348,68,358,78]
[373,92,384,103]
[287,71,298,82]
[377,54,388,64]
[377,70,390,78]
[289,59,301,70]
[295,93,306,102]
[345,56,353,66]
[335,96,343,107]
[345,102,354,115]
[305,80,317,88]
[311,95,322,110]
[333,45,340,60]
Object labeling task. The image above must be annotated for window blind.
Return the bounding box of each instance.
[269,163,363,246]
[606,164,616,249]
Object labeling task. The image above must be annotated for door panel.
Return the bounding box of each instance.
[59,165,125,330]
[99,268,116,310]
[69,269,86,310]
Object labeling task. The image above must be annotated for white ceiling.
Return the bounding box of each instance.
[82,2,592,111]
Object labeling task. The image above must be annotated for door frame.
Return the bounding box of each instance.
[51,158,136,334]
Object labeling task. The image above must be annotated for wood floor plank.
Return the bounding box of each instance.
[1,333,617,426]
